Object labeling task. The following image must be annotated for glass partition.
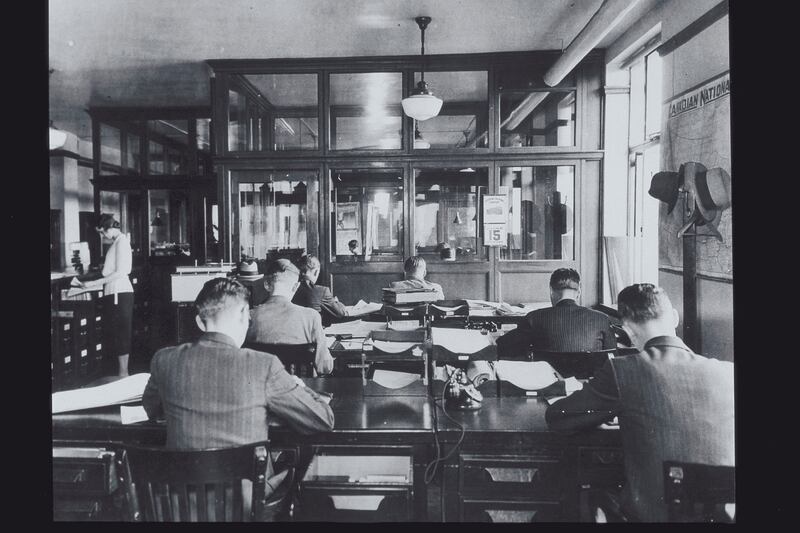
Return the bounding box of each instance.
[125,131,141,173]
[148,189,191,257]
[499,91,576,147]
[414,167,488,261]
[331,169,404,260]
[330,72,403,150]
[99,124,122,169]
[412,71,488,149]
[99,190,144,258]
[235,170,317,262]
[498,165,575,260]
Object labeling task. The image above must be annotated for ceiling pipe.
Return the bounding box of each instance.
[543,0,643,87]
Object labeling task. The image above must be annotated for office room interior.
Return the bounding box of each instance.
[49,0,735,523]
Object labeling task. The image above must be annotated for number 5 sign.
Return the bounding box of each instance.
[484,223,506,246]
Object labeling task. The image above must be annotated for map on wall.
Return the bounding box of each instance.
[659,71,732,280]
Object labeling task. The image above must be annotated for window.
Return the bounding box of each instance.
[235,170,316,261]
[331,169,403,260]
[414,167,488,261]
[148,190,190,257]
[412,71,488,149]
[99,124,122,168]
[330,73,403,150]
[499,91,575,147]
[498,165,575,260]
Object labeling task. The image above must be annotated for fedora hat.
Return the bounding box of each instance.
[695,167,731,221]
[680,161,707,218]
[236,260,263,281]
[649,170,681,214]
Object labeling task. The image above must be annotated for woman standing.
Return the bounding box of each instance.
[77,214,134,376]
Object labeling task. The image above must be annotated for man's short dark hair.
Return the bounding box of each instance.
[265,258,300,282]
[194,278,249,322]
[404,256,426,275]
[550,268,580,291]
[297,254,321,275]
[617,283,673,324]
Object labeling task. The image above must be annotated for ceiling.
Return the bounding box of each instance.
[49,0,661,141]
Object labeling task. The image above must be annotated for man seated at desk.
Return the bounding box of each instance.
[247,259,334,375]
[235,258,269,308]
[142,277,334,450]
[497,268,615,357]
[293,254,349,326]
[390,256,445,300]
[545,284,734,522]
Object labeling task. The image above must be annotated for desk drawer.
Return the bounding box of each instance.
[53,448,118,496]
[459,454,562,500]
[578,447,625,490]
[297,486,412,521]
[460,498,562,522]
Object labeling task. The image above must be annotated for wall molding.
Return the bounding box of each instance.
[657,0,728,56]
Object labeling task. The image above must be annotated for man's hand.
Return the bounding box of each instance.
[290,375,306,388]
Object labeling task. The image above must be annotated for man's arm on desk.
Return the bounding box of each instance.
[264,358,334,434]
[545,359,621,434]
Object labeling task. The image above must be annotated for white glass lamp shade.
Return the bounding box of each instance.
[402,93,443,121]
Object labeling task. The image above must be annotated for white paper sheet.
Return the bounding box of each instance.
[546,395,567,405]
[431,328,492,354]
[346,300,384,316]
[494,360,558,390]
[372,340,419,353]
[564,376,584,394]
[120,405,149,425]
[325,336,337,348]
[387,320,422,331]
[371,369,420,389]
[52,373,151,414]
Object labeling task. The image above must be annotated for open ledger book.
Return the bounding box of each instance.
[65,277,103,298]
[52,373,151,414]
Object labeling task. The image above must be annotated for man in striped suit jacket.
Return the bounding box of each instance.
[142,278,334,450]
[497,268,616,357]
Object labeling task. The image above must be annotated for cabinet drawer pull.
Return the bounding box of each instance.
[485,509,538,522]
[484,467,538,483]
[346,364,369,369]
[329,494,385,511]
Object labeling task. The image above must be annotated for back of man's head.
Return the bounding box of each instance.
[297,254,321,281]
[617,283,678,346]
[265,258,301,294]
[194,278,250,345]
[404,256,426,279]
[549,268,580,304]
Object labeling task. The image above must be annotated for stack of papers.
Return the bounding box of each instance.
[52,373,151,414]
[494,361,559,390]
[65,277,103,298]
[324,320,386,338]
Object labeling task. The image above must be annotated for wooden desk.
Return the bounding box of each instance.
[52,378,621,522]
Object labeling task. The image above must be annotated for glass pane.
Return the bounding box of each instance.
[99,190,143,257]
[228,88,248,151]
[500,91,575,147]
[196,118,212,175]
[126,133,140,172]
[99,124,122,167]
[331,169,403,260]
[412,71,488,149]
[149,189,191,257]
[414,167,488,261]
[148,141,165,174]
[645,51,663,138]
[499,165,575,260]
[629,60,645,146]
[235,170,315,262]
[205,201,221,263]
[243,73,319,151]
[330,72,403,150]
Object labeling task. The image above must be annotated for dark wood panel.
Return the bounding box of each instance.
[498,271,551,304]
[331,272,404,305]
[426,271,490,301]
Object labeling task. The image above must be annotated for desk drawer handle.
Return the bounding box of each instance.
[347,364,370,369]
[485,509,538,522]
[329,494,385,511]
[484,467,539,483]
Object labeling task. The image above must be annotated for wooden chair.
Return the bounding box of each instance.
[528,348,616,380]
[121,442,296,522]
[664,461,735,522]
[244,342,317,376]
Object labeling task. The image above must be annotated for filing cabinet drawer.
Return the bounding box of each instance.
[460,498,562,522]
[53,448,118,496]
[459,454,562,500]
[297,486,412,522]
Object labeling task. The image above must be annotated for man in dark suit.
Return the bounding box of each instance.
[142,277,334,450]
[247,259,334,375]
[292,255,349,327]
[545,284,734,522]
[497,268,616,357]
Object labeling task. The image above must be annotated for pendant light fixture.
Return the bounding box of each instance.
[402,16,443,122]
